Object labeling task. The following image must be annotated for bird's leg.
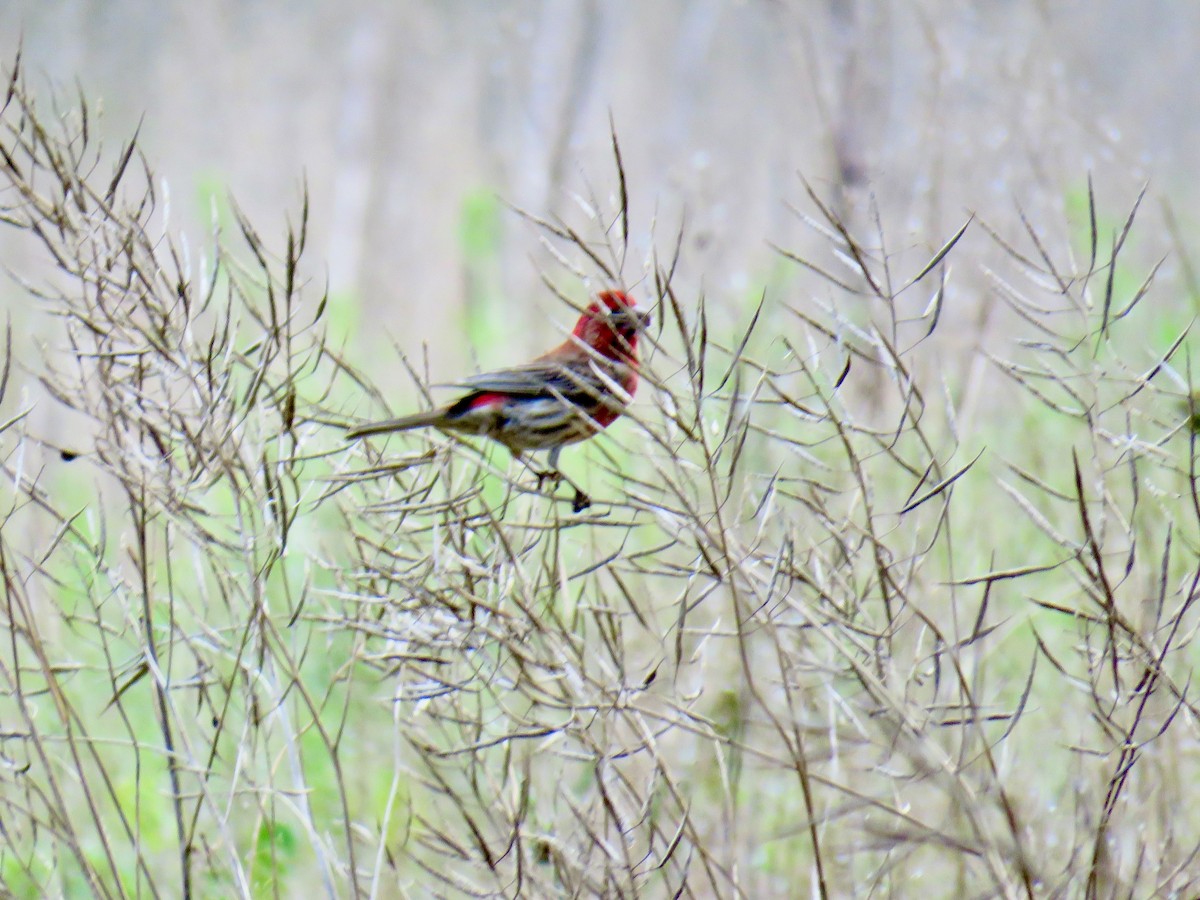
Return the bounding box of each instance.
[534,471,556,490]
[546,447,591,512]
[514,449,560,491]
[534,447,562,491]
[520,448,590,511]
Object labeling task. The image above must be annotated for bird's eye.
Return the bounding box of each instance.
[608,309,639,330]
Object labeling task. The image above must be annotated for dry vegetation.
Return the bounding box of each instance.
[1,49,1199,899]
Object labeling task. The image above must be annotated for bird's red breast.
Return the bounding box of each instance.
[551,289,643,419]
[569,291,641,359]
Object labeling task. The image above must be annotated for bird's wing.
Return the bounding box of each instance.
[456,362,596,399]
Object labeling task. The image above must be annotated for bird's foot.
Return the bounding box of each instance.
[534,468,562,491]
[531,468,590,511]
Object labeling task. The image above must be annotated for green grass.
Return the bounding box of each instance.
[6,57,1200,897]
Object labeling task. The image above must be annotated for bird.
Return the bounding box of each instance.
[347,290,650,509]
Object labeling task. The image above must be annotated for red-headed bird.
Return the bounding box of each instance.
[347,290,650,505]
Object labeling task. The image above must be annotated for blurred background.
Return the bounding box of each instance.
[2,0,1193,398]
[2,5,1198,893]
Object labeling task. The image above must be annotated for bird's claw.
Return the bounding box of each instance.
[534,469,562,491]
[532,468,590,512]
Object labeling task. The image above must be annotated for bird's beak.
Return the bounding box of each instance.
[608,307,652,333]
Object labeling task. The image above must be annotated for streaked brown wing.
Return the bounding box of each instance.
[456,362,593,398]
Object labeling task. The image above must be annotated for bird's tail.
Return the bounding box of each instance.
[346,410,444,440]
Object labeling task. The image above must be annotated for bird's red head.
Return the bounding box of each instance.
[571,290,649,363]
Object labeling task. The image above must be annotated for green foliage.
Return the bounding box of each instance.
[251,821,299,895]
[195,170,236,233]
[458,189,509,363]
[4,54,1200,900]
